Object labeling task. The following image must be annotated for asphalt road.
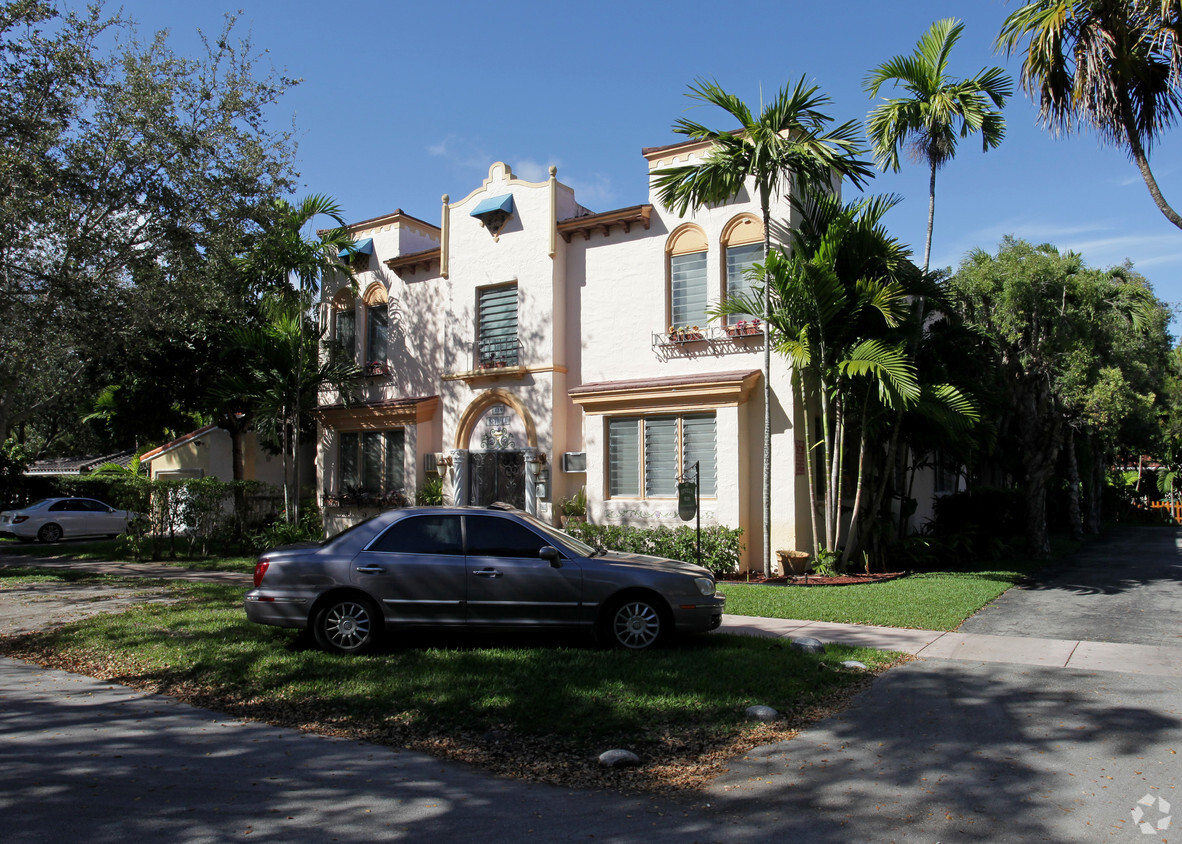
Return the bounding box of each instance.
[1,528,1180,842]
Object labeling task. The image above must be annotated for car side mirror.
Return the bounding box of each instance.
[540,546,562,568]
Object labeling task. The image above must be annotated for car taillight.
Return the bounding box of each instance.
[12,516,28,524]
[253,558,270,588]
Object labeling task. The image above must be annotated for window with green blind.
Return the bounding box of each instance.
[478,283,518,366]
[725,242,763,324]
[338,429,404,495]
[608,418,640,497]
[607,413,717,498]
[670,251,708,328]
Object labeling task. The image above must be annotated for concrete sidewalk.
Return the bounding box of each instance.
[718,614,1182,677]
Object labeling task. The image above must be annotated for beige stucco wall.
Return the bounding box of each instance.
[317,151,819,569]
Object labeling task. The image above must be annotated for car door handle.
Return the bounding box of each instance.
[354,565,384,574]
[473,568,503,578]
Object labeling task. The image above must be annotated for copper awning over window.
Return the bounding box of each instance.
[569,370,760,414]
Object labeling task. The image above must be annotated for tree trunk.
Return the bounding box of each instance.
[923,161,936,273]
[1024,471,1052,558]
[1083,435,1104,535]
[1064,425,1083,541]
[1120,92,1182,231]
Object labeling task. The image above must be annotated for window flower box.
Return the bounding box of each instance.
[725,319,762,338]
[363,361,390,377]
[667,325,704,343]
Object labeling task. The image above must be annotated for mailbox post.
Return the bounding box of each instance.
[677,461,701,567]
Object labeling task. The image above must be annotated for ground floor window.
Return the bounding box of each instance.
[607,412,717,498]
[339,429,405,496]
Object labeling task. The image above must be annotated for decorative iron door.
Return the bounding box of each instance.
[469,451,526,509]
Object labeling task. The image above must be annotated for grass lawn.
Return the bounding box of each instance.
[0,580,903,791]
[721,544,1078,631]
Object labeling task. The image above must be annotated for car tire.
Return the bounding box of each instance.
[37,523,63,543]
[600,595,669,651]
[312,595,382,655]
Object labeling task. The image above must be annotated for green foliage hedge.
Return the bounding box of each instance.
[564,522,744,576]
[3,474,283,559]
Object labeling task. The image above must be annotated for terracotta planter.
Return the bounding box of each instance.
[776,549,810,575]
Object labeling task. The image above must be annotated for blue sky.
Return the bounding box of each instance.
[108,0,1181,333]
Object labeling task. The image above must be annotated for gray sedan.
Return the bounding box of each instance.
[244,505,725,653]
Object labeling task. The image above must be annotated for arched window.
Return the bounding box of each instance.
[721,214,764,324]
[362,283,389,367]
[666,224,708,330]
[331,288,357,362]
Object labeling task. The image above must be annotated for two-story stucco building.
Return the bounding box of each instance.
[316,139,817,571]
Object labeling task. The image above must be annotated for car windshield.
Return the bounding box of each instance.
[22,499,53,510]
[516,511,597,557]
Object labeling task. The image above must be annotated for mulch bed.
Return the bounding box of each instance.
[719,571,907,587]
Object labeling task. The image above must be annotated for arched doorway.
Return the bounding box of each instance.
[454,391,537,511]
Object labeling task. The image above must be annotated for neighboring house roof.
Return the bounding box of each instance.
[24,450,136,476]
[138,424,219,464]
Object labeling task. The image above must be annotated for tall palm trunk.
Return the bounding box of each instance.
[924,162,936,273]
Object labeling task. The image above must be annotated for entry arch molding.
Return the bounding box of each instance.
[453,389,538,451]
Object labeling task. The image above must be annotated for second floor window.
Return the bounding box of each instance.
[478,283,518,367]
[366,303,388,365]
[725,241,763,324]
[335,309,356,359]
[670,250,708,328]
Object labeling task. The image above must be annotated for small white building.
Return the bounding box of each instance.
[317,141,819,571]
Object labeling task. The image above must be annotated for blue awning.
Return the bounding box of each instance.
[339,237,374,259]
[470,194,515,218]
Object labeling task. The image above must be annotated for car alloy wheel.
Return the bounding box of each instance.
[37,523,62,543]
[606,598,665,650]
[314,597,381,655]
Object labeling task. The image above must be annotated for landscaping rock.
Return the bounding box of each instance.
[745,704,779,722]
[840,660,868,670]
[792,637,825,653]
[598,749,641,768]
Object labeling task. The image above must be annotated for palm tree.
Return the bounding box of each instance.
[998,0,1182,231]
[731,195,918,564]
[865,18,1011,272]
[236,195,358,520]
[651,77,873,576]
[217,292,360,520]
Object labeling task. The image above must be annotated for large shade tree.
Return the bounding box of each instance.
[651,77,873,575]
[948,238,1169,556]
[998,0,1182,231]
[865,18,1011,272]
[0,2,298,455]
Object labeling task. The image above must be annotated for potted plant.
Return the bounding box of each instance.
[558,486,587,527]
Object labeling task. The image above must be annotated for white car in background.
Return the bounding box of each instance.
[0,497,138,543]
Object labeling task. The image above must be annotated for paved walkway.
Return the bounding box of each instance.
[719,615,1182,676]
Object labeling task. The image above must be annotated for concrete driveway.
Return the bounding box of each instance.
[1,528,1180,841]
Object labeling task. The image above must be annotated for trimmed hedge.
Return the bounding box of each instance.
[564,521,744,577]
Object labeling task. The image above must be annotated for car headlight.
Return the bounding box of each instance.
[694,577,716,597]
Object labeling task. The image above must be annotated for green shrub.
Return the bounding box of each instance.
[415,476,444,506]
[564,522,744,576]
